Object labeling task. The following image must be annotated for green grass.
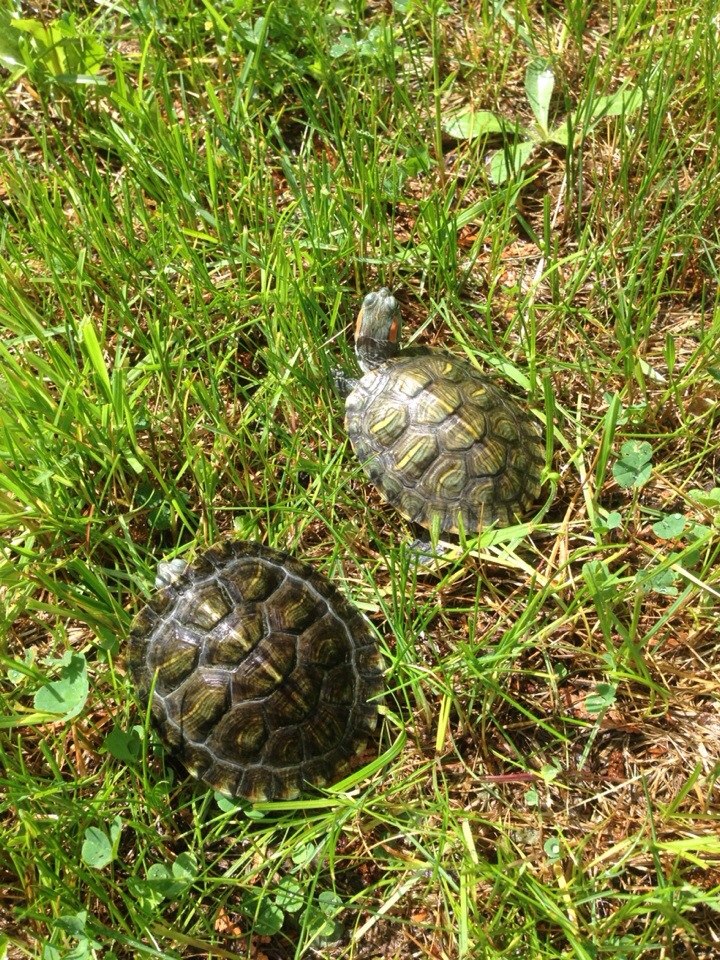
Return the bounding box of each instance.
[1,0,719,957]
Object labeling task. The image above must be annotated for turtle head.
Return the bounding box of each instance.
[355,288,401,372]
[156,557,189,589]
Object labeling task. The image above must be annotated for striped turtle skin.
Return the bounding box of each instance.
[336,289,545,536]
[128,541,382,801]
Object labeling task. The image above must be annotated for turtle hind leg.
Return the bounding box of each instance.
[407,521,452,565]
[408,537,451,564]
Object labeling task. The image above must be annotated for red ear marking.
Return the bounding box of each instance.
[355,306,364,340]
[388,317,399,343]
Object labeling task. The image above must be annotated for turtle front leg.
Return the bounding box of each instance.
[332,368,358,399]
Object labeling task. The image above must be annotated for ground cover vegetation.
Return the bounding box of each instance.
[1,0,719,957]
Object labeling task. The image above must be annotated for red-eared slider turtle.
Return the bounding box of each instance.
[334,289,545,537]
[128,541,383,801]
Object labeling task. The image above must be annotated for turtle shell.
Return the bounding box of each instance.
[344,352,544,535]
[128,541,383,801]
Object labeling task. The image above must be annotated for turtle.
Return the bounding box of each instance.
[334,288,545,538]
[127,540,383,802]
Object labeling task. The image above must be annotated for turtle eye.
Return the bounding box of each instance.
[362,295,378,316]
[384,294,397,313]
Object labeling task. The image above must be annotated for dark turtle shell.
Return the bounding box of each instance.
[344,352,544,535]
[128,541,383,801]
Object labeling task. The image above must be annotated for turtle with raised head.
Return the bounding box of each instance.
[128,541,383,801]
[334,288,545,538]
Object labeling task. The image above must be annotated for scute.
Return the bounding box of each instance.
[203,608,265,666]
[365,397,409,446]
[303,702,348,752]
[238,766,281,803]
[268,576,324,632]
[419,455,468,500]
[165,670,230,740]
[322,663,358,704]
[439,408,485,451]
[392,365,435,398]
[345,351,544,535]
[148,631,200,696]
[128,541,383,801]
[265,663,324,724]
[263,728,305,766]
[495,466,525,504]
[180,583,231,630]
[205,702,267,764]
[491,413,520,444]
[390,431,439,483]
[231,634,298,700]
[297,615,350,667]
[227,557,283,603]
[466,437,507,478]
[413,378,463,426]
